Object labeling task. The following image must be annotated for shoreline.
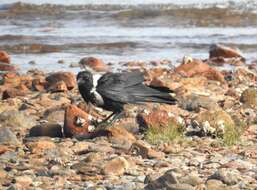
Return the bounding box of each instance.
[0,45,257,189]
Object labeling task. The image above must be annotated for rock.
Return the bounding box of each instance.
[43,107,65,124]
[206,179,232,190]
[71,141,91,154]
[28,60,36,65]
[48,80,68,93]
[63,104,93,138]
[234,68,256,84]
[240,88,257,108]
[0,127,19,145]
[175,57,224,83]
[79,57,109,72]
[94,126,136,149]
[208,168,241,185]
[0,110,36,131]
[0,145,11,154]
[46,72,76,90]
[29,123,63,138]
[102,156,129,176]
[179,174,203,186]
[2,88,28,99]
[195,109,235,136]
[0,63,16,72]
[166,183,194,190]
[2,72,21,87]
[14,175,33,189]
[0,51,10,64]
[145,170,179,189]
[130,140,165,159]
[32,78,47,91]
[26,139,56,154]
[209,44,244,59]
[136,109,170,131]
[179,93,219,112]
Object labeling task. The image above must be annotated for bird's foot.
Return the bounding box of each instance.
[90,119,111,129]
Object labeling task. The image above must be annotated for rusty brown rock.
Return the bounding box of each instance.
[136,109,170,131]
[32,78,47,91]
[2,88,28,100]
[46,72,76,90]
[48,80,68,93]
[0,145,11,155]
[175,58,224,83]
[63,104,92,137]
[209,44,244,59]
[79,57,109,72]
[0,51,10,64]
[2,72,21,87]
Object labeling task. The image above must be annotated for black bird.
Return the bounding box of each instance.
[77,69,176,126]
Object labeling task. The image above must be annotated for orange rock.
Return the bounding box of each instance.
[63,105,92,137]
[0,145,10,155]
[32,78,47,91]
[46,72,76,90]
[2,88,28,99]
[79,57,108,72]
[209,44,244,59]
[105,126,136,144]
[136,110,170,131]
[2,72,21,87]
[0,51,10,64]
[175,58,224,83]
[48,80,68,93]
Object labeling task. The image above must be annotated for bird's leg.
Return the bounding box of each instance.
[92,112,116,127]
[95,111,125,128]
[107,111,125,125]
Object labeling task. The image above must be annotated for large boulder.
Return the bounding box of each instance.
[46,72,76,90]
[63,105,93,138]
[209,44,244,59]
[0,51,10,64]
[79,57,109,72]
[175,57,224,83]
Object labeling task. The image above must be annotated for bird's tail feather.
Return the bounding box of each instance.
[134,95,177,105]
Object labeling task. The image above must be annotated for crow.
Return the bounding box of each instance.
[77,69,176,126]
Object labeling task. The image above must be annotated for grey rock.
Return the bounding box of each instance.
[209,168,241,185]
[145,170,179,190]
[0,127,19,145]
[166,183,194,190]
[29,123,63,138]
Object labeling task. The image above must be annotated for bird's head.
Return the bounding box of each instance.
[77,70,94,89]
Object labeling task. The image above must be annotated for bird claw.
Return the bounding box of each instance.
[90,119,110,129]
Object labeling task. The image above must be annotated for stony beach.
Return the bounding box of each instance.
[0,43,257,190]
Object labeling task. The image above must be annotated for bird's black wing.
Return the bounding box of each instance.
[96,71,145,103]
[96,71,176,105]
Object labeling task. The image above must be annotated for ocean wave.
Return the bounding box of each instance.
[1,41,257,54]
[0,1,256,19]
